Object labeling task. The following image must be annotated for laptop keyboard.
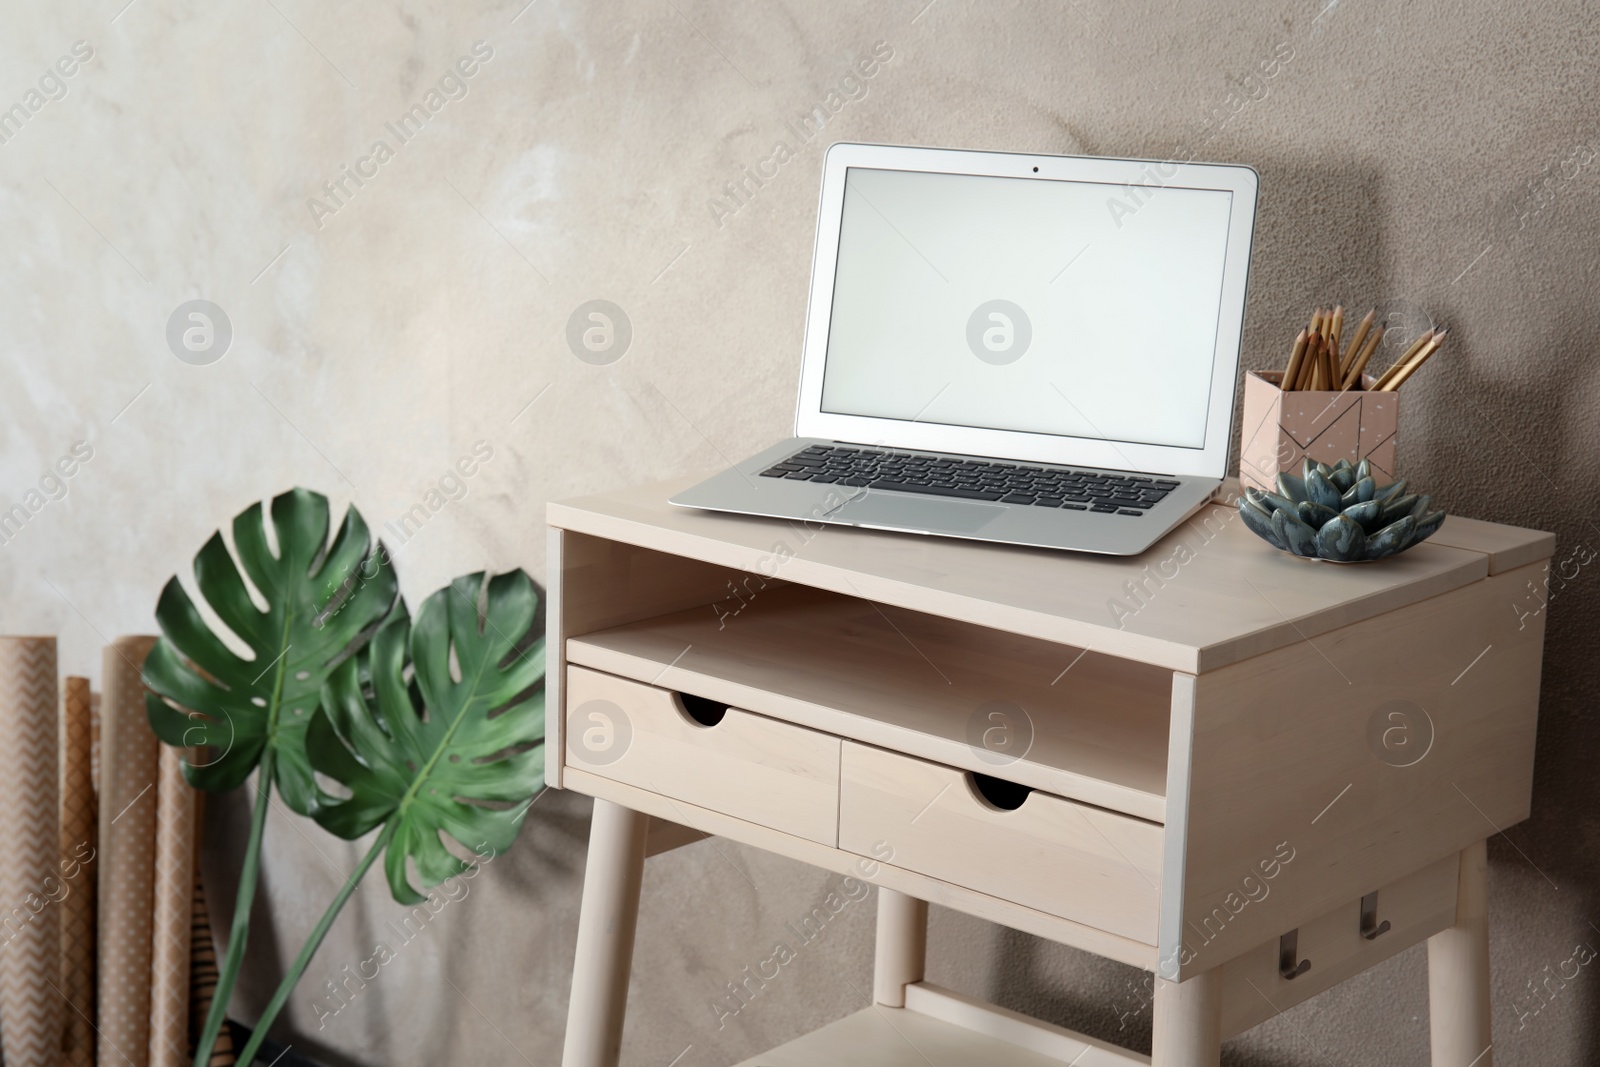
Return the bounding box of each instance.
[758,445,1179,515]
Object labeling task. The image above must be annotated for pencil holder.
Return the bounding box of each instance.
[1238,370,1399,494]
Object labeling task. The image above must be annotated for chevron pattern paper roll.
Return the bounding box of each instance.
[189,865,237,1067]
[60,675,98,1067]
[0,636,63,1067]
[98,635,160,1067]
[149,742,198,1067]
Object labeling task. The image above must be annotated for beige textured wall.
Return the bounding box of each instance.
[4,0,1599,1063]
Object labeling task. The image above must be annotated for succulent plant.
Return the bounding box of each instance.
[1238,458,1445,562]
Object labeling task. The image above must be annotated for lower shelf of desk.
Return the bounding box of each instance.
[733,983,1145,1066]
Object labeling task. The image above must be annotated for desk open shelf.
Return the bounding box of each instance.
[568,582,1171,822]
[550,477,1554,1066]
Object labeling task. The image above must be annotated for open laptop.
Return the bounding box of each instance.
[672,143,1258,555]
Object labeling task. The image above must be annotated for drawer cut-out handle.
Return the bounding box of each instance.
[969,772,1033,811]
[676,692,729,727]
[1360,890,1391,941]
[1278,929,1311,980]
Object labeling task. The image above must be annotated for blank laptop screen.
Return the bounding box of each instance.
[819,167,1235,451]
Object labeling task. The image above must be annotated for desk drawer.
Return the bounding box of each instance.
[839,742,1162,944]
[565,665,841,845]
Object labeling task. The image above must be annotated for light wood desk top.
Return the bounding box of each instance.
[549,477,1552,674]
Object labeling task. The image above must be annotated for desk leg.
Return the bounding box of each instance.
[563,799,650,1067]
[873,889,927,1007]
[1429,838,1493,1067]
[1152,972,1221,1067]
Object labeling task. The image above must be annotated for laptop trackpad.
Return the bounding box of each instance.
[829,492,1005,533]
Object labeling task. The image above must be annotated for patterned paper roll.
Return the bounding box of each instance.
[91,688,102,793]
[149,742,199,1067]
[98,635,160,1067]
[189,860,238,1067]
[60,675,98,1067]
[0,636,63,1067]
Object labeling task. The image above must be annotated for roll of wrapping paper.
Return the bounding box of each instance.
[189,843,238,1067]
[150,742,199,1067]
[60,675,98,1067]
[91,688,102,793]
[0,637,63,1067]
[98,635,160,1067]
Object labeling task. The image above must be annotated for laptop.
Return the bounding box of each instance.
[672,143,1258,556]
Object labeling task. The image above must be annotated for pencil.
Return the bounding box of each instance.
[1382,331,1433,390]
[1340,320,1386,389]
[1323,332,1339,390]
[1382,329,1448,391]
[1372,329,1434,391]
[1320,307,1334,345]
[1283,328,1309,391]
[1330,305,1345,354]
[1312,333,1330,390]
[1339,309,1375,381]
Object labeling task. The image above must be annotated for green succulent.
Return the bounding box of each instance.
[1238,457,1445,562]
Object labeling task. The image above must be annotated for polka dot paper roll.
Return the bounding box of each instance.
[97,636,159,1067]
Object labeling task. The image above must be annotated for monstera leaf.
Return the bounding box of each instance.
[143,488,399,816]
[141,487,399,1067]
[230,570,545,1067]
[310,569,546,904]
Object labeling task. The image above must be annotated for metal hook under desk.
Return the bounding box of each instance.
[1361,891,1392,941]
[1278,929,1312,980]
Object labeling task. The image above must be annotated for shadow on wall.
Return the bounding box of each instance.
[973,142,1600,1062]
[434,788,594,1061]
[1225,154,1386,477]
[203,767,594,1067]
[199,782,289,1058]
[1367,183,1600,1067]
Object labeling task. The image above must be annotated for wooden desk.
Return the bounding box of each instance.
[549,478,1552,1066]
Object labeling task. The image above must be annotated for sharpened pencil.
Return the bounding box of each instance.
[1339,308,1375,381]
[1299,334,1324,391]
[1283,328,1309,391]
[1341,319,1386,389]
[1382,328,1448,391]
[1373,329,1434,390]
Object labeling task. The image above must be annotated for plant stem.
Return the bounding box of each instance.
[234,821,396,1066]
[193,747,277,1067]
